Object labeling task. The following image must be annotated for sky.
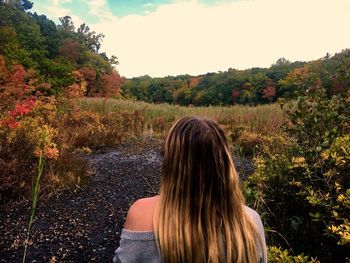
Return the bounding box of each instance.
[32,0,350,78]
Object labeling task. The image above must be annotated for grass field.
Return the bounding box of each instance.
[78,98,287,136]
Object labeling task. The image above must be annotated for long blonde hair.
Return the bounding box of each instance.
[153,117,261,263]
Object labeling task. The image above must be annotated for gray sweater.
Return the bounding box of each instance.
[113,206,267,263]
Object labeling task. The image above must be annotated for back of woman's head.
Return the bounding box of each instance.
[154,117,261,263]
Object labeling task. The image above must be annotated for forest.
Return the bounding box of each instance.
[0,0,349,262]
[0,0,123,99]
[122,52,349,106]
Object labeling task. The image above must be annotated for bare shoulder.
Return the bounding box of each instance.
[124,196,160,231]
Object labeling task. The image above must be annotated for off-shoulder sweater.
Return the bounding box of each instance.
[113,206,267,263]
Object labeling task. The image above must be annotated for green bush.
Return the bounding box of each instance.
[231,128,290,157]
[244,89,350,261]
[268,246,319,263]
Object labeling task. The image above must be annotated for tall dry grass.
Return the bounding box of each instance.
[78,98,287,136]
[1,98,288,203]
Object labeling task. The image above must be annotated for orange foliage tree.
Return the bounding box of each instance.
[232,89,240,104]
[189,77,200,88]
[78,66,96,95]
[100,70,124,97]
[59,38,81,62]
[279,66,322,97]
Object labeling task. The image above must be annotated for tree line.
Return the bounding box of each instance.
[122,52,350,106]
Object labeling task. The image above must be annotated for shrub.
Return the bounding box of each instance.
[231,129,290,157]
[0,96,59,202]
[57,102,146,151]
[0,59,89,202]
[268,246,319,263]
[232,130,269,156]
[244,88,350,261]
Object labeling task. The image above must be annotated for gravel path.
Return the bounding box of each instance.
[0,138,253,262]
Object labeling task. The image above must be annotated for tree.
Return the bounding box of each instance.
[331,68,350,95]
[0,25,19,53]
[278,66,322,98]
[79,66,96,95]
[262,85,276,103]
[240,89,255,104]
[0,0,33,11]
[39,58,75,89]
[248,72,270,104]
[100,52,119,66]
[189,77,200,88]
[232,89,240,104]
[109,55,119,66]
[59,16,75,33]
[31,13,61,58]
[17,0,32,10]
[59,38,80,62]
[100,70,124,97]
[267,58,305,82]
[77,23,104,54]
[173,86,192,105]
[273,57,290,67]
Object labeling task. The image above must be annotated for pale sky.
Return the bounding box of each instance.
[32,0,350,78]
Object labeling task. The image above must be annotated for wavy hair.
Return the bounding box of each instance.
[153,117,261,263]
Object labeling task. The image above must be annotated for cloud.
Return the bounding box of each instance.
[86,0,111,17]
[35,0,350,77]
[144,2,155,7]
[33,0,84,26]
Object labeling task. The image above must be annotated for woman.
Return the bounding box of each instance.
[113,117,267,263]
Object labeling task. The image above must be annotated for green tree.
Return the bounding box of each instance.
[31,13,61,58]
[0,0,33,11]
[77,23,104,54]
[58,15,75,33]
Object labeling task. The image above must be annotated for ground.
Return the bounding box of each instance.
[0,138,253,262]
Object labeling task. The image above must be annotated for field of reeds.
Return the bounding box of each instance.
[76,98,291,158]
[1,97,287,204]
[78,98,287,136]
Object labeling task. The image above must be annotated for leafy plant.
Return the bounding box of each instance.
[244,88,350,261]
[268,246,319,263]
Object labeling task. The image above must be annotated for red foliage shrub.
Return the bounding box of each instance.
[262,85,276,102]
[0,56,39,110]
[9,64,27,83]
[9,98,36,117]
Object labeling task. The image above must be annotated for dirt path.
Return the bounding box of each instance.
[0,138,253,262]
